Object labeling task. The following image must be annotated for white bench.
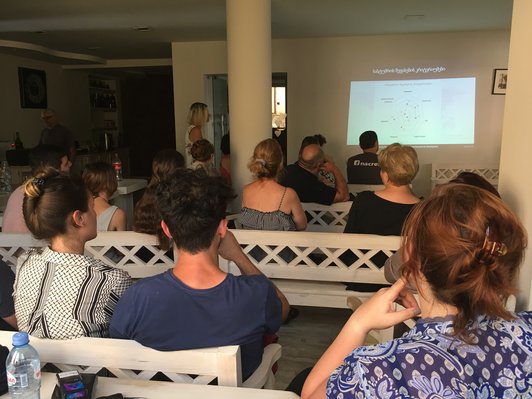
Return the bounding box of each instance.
[302,201,352,232]
[0,331,281,389]
[431,163,499,189]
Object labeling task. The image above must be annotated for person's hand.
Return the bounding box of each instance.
[320,160,337,173]
[218,230,243,262]
[347,279,420,335]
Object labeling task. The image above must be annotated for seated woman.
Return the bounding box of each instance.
[82,162,126,231]
[134,149,184,250]
[301,183,531,398]
[14,167,132,339]
[190,139,217,176]
[344,142,420,235]
[238,138,306,231]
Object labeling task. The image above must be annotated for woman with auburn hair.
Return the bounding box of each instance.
[238,138,306,231]
[301,183,531,399]
[185,102,210,167]
[15,167,132,339]
[134,149,184,250]
[344,142,420,235]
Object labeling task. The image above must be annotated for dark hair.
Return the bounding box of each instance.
[401,183,527,341]
[248,139,283,179]
[191,139,214,162]
[23,167,90,240]
[82,162,117,198]
[299,134,327,155]
[359,130,378,150]
[221,134,230,155]
[134,149,185,250]
[450,172,500,197]
[29,144,68,174]
[155,169,235,254]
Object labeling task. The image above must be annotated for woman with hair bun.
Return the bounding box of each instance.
[14,167,132,339]
[238,138,306,231]
[301,183,531,399]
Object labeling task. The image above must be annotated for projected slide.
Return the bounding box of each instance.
[346,77,476,146]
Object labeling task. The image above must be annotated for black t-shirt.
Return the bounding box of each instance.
[346,152,382,184]
[279,163,336,205]
[0,260,15,331]
[344,191,417,235]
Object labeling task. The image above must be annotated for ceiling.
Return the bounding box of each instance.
[0,0,513,65]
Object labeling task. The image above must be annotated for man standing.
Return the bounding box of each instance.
[110,169,289,379]
[346,130,382,185]
[39,109,76,160]
[279,144,349,205]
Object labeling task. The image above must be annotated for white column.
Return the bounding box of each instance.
[226,0,272,210]
[498,0,532,310]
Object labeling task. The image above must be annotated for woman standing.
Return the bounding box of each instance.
[185,102,210,167]
[238,139,306,231]
[15,167,132,338]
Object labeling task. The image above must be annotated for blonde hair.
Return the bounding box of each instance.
[187,102,209,127]
[378,143,418,185]
[248,139,283,179]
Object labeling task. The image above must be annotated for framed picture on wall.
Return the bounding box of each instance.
[492,68,508,95]
[18,67,48,108]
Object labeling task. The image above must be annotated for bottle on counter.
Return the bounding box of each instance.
[0,160,12,193]
[112,153,123,181]
[14,133,24,150]
[5,332,41,399]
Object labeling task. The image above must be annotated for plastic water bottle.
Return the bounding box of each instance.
[112,153,122,181]
[5,332,41,399]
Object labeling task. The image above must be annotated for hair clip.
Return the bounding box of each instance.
[255,158,267,166]
[33,178,45,188]
[478,226,507,264]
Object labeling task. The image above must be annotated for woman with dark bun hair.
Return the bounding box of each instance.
[301,183,531,399]
[238,139,306,231]
[14,167,132,339]
[134,149,184,250]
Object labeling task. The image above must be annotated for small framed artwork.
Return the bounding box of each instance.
[18,67,48,108]
[492,68,508,95]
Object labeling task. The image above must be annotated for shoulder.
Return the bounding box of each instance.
[230,274,275,292]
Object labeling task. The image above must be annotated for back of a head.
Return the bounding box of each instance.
[378,143,418,186]
[299,144,324,170]
[29,144,68,174]
[401,183,527,340]
[155,169,235,254]
[187,102,208,127]
[23,166,89,240]
[451,172,500,197]
[82,162,117,198]
[151,149,185,184]
[190,139,214,162]
[359,130,378,150]
[248,138,283,179]
[299,134,327,155]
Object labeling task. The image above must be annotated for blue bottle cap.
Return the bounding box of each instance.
[12,331,29,346]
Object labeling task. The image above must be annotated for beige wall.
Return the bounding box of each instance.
[172,30,510,196]
[0,53,91,154]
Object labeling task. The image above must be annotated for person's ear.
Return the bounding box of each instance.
[217,218,228,239]
[71,210,84,228]
[160,220,173,239]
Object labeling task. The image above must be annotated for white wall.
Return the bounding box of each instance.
[172,30,510,197]
[0,53,92,155]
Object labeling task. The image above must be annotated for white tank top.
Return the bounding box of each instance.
[97,205,118,231]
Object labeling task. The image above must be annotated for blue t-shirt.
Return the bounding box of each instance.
[110,270,282,378]
[327,311,532,399]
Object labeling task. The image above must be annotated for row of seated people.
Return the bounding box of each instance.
[1,163,530,397]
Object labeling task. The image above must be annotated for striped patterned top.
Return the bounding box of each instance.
[14,247,132,339]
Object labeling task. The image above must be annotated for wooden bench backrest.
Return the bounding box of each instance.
[0,331,242,386]
[229,230,399,284]
[302,201,352,233]
[431,163,499,189]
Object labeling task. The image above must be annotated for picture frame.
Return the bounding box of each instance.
[18,67,48,108]
[492,68,508,95]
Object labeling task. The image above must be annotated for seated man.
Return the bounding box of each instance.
[2,144,71,233]
[279,144,348,205]
[110,169,289,379]
[346,130,382,184]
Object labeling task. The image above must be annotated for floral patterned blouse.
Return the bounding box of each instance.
[327,312,531,399]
